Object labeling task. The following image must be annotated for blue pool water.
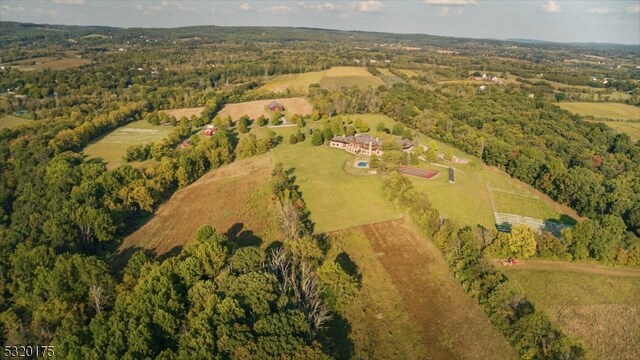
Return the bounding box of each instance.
[356,161,368,168]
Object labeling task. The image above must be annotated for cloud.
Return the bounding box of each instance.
[52,0,85,4]
[542,0,560,13]
[438,6,464,16]
[627,4,640,13]
[239,3,251,11]
[356,1,383,12]
[423,0,476,5]
[262,5,297,15]
[586,7,611,15]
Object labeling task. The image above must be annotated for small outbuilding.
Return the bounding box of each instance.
[204,128,216,137]
[448,167,455,183]
[268,101,285,112]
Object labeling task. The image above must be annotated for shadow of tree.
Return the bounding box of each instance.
[320,313,354,360]
[335,252,362,284]
[226,223,263,248]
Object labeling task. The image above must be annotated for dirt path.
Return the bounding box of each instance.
[505,259,640,278]
[361,218,516,360]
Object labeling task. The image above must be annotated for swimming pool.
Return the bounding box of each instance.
[356,161,368,168]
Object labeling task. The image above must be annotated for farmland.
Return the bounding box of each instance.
[330,219,516,359]
[558,102,640,121]
[217,97,312,121]
[160,106,204,119]
[260,66,384,93]
[601,121,640,141]
[116,154,278,264]
[82,119,174,169]
[501,260,640,360]
[0,115,32,129]
[7,56,92,71]
[397,69,420,78]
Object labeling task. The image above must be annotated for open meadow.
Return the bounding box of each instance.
[217,97,312,121]
[330,219,516,359]
[115,154,278,265]
[558,102,640,121]
[501,260,640,360]
[0,115,32,129]
[7,56,93,71]
[82,119,174,169]
[260,66,384,93]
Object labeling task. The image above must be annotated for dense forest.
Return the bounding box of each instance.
[0,22,638,358]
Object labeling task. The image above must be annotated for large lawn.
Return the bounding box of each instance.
[82,119,174,169]
[260,66,384,93]
[600,120,640,142]
[501,260,640,360]
[0,115,32,129]
[217,97,312,121]
[558,102,640,121]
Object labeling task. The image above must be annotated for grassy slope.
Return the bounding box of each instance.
[600,121,640,142]
[0,115,32,129]
[82,119,174,169]
[501,260,640,360]
[258,71,325,93]
[559,102,640,121]
[330,219,516,359]
[115,154,278,264]
[160,107,204,119]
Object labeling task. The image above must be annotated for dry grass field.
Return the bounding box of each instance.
[115,154,278,263]
[217,97,312,121]
[601,121,640,142]
[501,260,640,360]
[82,119,174,169]
[260,66,384,93]
[330,219,516,359]
[397,69,420,78]
[558,102,640,121]
[0,115,32,129]
[9,57,92,71]
[160,107,204,119]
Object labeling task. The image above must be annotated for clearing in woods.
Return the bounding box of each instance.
[9,57,93,71]
[115,154,278,265]
[0,115,32,129]
[82,119,174,169]
[558,102,640,121]
[260,66,384,93]
[160,107,204,119]
[501,260,640,360]
[217,97,312,121]
[329,219,516,359]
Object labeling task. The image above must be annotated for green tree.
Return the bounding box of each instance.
[508,224,536,259]
[311,131,324,146]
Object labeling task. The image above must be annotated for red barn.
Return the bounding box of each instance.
[268,101,285,112]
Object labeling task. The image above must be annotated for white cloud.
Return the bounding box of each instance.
[627,4,640,13]
[135,1,194,15]
[240,3,251,11]
[586,7,611,15]
[438,6,464,16]
[423,0,476,5]
[49,9,58,17]
[356,1,383,12]
[542,0,561,13]
[262,5,297,15]
[52,0,85,4]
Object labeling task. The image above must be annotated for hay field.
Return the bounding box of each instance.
[0,115,32,129]
[601,121,640,141]
[160,107,204,119]
[10,57,92,71]
[217,97,312,121]
[501,260,640,360]
[260,67,384,93]
[116,154,278,263]
[397,69,420,77]
[82,119,174,169]
[258,71,325,93]
[377,68,405,86]
[329,219,516,359]
[559,102,640,121]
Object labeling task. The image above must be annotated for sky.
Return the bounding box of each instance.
[1,0,639,44]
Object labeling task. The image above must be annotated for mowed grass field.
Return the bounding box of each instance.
[9,57,92,71]
[115,154,279,265]
[559,102,640,121]
[501,260,640,360]
[160,107,204,119]
[217,97,312,121]
[602,121,640,142]
[329,219,516,359]
[397,69,420,78]
[260,66,384,93]
[0,115,32,129]
[82,119,174,169]
[270,123,401,232]
[350,114,577,228]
